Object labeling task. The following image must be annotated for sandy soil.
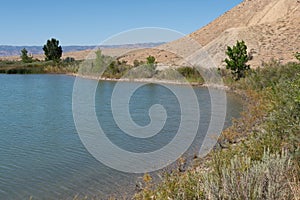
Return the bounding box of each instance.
[67,73,229,90]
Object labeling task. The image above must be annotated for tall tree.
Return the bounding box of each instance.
[20,48,33,63]
[225,40,250,80]
[43,38,63,62]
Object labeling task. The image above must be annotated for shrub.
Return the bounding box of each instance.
[155,68,184,81]
[146,55,156,65]
[133,59,143,67]
[236,61,300,90]
[225,40,250,80]
[203,150,296,200]
[134,62,300,200]
[79,49,114,75]
[102,60,132,78]
[176,66,204,83]
[63,57,75,63]
[295,52,300,62]
[126,64,157,79]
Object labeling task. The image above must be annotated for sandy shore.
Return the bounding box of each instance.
[67,73,229,90]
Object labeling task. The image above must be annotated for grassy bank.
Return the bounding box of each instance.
[134,62,300,200]
[77,51,205,85]
[0,59,80,74]
[0,55,205,86]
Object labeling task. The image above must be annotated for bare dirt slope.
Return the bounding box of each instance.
[120,0,300,68]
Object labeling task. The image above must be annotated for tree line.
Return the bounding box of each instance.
[21,38,63,63]
[20,38,300,81]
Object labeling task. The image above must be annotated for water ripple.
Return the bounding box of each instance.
[0,74,242,199]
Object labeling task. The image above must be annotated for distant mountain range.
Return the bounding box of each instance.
[0,43,165,57]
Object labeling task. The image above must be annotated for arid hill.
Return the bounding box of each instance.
[3,0,298,68]
[120,0,300,68]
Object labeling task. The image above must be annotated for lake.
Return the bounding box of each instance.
[0,74,242,199]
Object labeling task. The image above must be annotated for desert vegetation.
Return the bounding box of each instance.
[134,61,300,200]
[1,38,299,199]
[78,52,205,84]
[0,38,80,74]
[295,52,300,62]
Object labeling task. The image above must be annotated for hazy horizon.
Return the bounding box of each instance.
[0,41,165,47]
[0,0,243,46]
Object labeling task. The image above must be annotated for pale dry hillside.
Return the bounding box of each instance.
[120,0,300,68]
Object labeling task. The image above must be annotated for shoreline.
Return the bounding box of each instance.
[67,73,230,90]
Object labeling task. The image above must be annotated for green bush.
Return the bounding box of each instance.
[176,66,204,84]
[63,57,75,63]
[146,55,156,65]
[133,59,144,67]
[102,60,132,79]
[135,62,300,200]
[237,61,300,90]
[77,50,114,75]
[155,68,184,81]
[295,52,300,62]
[225,40,250,80]
[126,64,157,79]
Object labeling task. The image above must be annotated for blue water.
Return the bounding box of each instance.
[0,74,242,199]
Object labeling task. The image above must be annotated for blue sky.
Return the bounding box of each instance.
[0,0,243,46]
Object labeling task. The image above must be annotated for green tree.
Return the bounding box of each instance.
[63,57,75,63]
[133,59,140,67]
[20,48,33,63]
[91,49,114,74]
[94,49,105,72]
[295,52,300,62]
[43,38,63,62]
[146,55,156,65]
[225,40,250,80]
